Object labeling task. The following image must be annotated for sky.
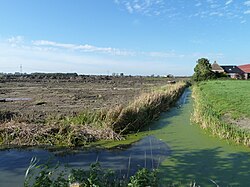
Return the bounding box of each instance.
[1,0,250,76]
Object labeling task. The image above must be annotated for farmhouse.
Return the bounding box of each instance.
[238,64,250,80]
[212,61,246,79]
[220,65,244,79]
[211,61,224,73]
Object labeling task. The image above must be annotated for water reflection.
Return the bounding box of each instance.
[0,136,170,186]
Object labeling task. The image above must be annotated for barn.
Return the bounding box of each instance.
[211,61,245,79]
[238,64,250,79]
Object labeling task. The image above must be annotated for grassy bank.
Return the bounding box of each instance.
[192,80,250,147]
[0,82,187,146]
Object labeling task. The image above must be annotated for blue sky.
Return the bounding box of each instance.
[1,0,250,76]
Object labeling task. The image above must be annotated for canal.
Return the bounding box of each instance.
[0,89,249,186]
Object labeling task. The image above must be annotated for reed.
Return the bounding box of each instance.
[110,82,187,133]
[0,82,187,146]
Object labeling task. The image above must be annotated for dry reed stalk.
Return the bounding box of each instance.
[0,81,187,146]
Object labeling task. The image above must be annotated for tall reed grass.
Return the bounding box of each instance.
[0,82,187,146]
[109,82,187,133]
[57,81,187,135]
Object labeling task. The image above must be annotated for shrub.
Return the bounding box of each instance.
[24,161,158,187]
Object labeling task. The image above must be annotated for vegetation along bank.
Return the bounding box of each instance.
[192,80,250,147]
[24,161,158,187]
[0,80,187,146]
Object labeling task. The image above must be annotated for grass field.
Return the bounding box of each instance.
[196,80,250,119]
[192,80,250,146]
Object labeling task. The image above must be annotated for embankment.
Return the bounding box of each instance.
[192,82,250,147]
[0,82,187,146]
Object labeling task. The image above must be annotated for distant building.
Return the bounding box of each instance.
[238,64,250,80]
[211,61,224,73]
[211,61,245,79]
[220,65,244,79]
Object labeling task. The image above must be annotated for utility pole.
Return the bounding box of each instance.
[20,64,22,74]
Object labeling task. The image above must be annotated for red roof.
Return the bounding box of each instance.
[238,64,250,73]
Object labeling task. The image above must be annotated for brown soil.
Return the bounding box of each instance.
[222,114,250,132]
[0,75,185,123]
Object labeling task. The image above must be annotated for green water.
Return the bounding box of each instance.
[101,89,250,186]
[152,89,250,186]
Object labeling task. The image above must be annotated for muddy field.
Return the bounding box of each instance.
[0,75,186,123]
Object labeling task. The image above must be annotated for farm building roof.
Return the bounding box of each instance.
[220,66,244,74]
[212,62,224,71]
[238,64,250,73]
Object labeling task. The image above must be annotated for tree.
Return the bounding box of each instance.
[192,58,215,81]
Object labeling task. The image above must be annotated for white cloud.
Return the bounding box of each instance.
[115,0,249,23]
[32,40,200,60]
[1,36,226,76]
[225,0,233,5]
[114,0,165,16]
[244,1,250,6]
[32,40,75,48]
[0,41,197,76]
[195,2,202,7]
[7,36,24,45]
[0,43,123,74]
[206,0,216,5]
[125,2,133,13]
[244,10,250,14]
[114,0,119,4]
[209,12,223,16]
[32,40,135,56]
[133,4,141,10]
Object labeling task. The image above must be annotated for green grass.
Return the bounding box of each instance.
[192,80,250,146]
[196,80,250,119]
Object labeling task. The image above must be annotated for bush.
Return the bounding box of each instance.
[128,168,158,187]
[24,161,158,187]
